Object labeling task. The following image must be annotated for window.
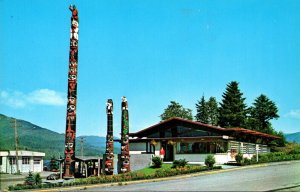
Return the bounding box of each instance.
[177,126,220,137]
[9,157,16,165]
[177,142,228,154]
[0,157,2,165]
[34,159,40,164]
[22,157,30,164]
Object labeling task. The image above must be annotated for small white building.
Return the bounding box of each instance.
[0,150,45,174]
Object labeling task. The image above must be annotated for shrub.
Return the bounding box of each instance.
[242,157,251,165]
[235,153,243,164]
[288,148,300,154]
[34,173,42,185]
[24,172,35,186]
[152,156,162,168]
[172,159,188,168]
[205,155,215,168]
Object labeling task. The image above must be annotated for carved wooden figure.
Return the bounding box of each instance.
[104,99,114,175]
[64,4,79,178]
[120,96,130,173]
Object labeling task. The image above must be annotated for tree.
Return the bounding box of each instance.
[218,81,248,128]
[25,171,35,186]
[274,131,286,147]
[249,94,279,133]
[207,97,219,126]
[34,173,42,185]
[195,96,219,125]
[160,101,193,121]
[195,96,209,123]
[50,156,59,171]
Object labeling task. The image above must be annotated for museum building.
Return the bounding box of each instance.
[129,117,280,164]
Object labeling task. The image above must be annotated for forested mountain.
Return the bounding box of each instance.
[0,114,120,159]
[285,132,300,143]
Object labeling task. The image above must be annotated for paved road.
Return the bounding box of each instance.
[83,161,300,191]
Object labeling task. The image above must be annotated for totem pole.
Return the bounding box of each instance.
[104,99,114,175]
[64,4,79,178]
[120,96,130,173]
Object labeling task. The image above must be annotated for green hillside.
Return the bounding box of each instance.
[285,132,300,143]
[0,114,120,159]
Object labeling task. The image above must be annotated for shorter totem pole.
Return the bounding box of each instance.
[103,99,114,175]
[119,96,130,173]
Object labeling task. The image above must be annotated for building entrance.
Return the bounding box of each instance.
[162,142,174,161]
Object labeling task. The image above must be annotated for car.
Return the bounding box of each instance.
[46,173,60,180]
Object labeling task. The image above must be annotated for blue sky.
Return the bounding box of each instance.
[1,0,299,137]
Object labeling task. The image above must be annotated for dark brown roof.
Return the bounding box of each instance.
[130,136,235,143]
[129,117,280,139]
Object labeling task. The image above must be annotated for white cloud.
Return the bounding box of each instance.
[287,109,300,119]
[27,89,65,106]
[0,89,66,108]
[0,90,26,108]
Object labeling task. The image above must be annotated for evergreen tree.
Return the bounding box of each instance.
[207,97,219,126]
[249,94,279,133]
[49,156,59,171]
[218,81,248,128]
[160,101,193,121]
[34,173,42,185]
[195,96,209,123]
[25,171,35,186]
[274,131,286,147]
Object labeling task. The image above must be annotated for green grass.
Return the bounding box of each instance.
[132,164,171,176]
[132,163,201,176]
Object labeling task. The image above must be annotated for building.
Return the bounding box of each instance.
[129,117,280,164]
[0,150,45,173]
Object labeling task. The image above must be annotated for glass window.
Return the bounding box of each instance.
[165,128,172,137]
[177,126,220,137]
[22,157,30,164]
[0,157,2,165]
[177,142,228,154]
[34,160,40,164]
[9,157,16,165]
[147,132,159,138]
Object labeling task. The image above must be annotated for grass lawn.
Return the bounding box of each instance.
[132,163,201,176]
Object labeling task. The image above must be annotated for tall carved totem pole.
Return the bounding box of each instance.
[64,5,79,178]
[104,99,114,175]
[120,96,130,173]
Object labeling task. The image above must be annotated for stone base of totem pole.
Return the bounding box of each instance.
[117,154,131,174]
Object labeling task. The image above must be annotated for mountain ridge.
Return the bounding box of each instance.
[284,132,300,143]
[0,114,120,159]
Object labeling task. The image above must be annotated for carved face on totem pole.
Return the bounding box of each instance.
[106,99,113,115]
[121,96,128,110]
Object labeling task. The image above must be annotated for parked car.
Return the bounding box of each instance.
[46,173,60,180]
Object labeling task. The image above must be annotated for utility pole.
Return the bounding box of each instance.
[10,118,20,173]
[79,137,85,159]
